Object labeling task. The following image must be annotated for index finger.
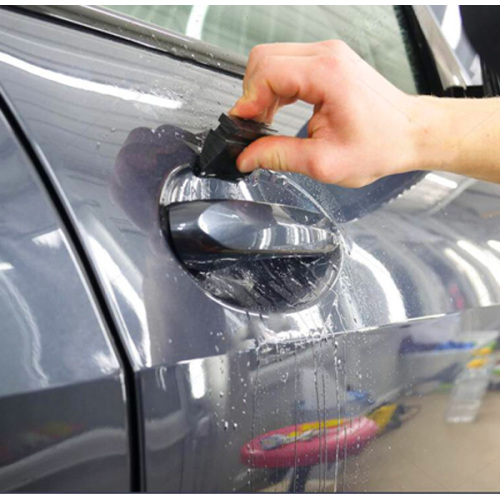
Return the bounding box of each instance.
[231,54,331,120]
[244,41,332,92]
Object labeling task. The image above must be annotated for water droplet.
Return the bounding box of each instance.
[96,142,101,150]
[219,391,224,398]
[223,421,229,430]
[233,422,238,429]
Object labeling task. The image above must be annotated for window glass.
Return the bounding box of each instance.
[107,5,419,94]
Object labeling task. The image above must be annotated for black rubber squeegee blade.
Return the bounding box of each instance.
[193,113,276,182]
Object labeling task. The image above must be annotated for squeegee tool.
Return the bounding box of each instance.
[193,113,276,182]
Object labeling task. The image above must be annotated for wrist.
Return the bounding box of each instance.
[407,95,460,174]
[408,95,500,183]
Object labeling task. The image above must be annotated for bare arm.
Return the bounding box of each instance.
[229,40,500,187]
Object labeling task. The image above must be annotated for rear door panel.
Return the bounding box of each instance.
[1,9,500,492]
[0,99,129,491]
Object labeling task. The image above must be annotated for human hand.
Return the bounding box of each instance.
[229,40,431,187]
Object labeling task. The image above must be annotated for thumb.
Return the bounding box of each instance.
[237,135,324,179]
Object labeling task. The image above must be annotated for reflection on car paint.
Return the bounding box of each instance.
[160,166,342,312]
[1,10,500,492]
[0,105,129,491]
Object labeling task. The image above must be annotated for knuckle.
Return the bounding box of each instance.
[258,54,274,70]
[307,153,330,182]
[248,46,259,63]
[268,147,287,171]
[253,55,275,80]
[316,53,337,71]
[249,44,269,63]
[319,39,335,51]
[321,39,348,55]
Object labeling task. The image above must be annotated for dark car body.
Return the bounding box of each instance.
[0,5,500,492]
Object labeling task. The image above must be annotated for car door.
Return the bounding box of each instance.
[1,6,500,493]
[0,90,130,490]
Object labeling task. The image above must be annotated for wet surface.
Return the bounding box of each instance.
[0,89,129,491]
[160,167,342,312]
[1,9,500,492]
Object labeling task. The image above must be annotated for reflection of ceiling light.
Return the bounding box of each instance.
[440,5,462,50]
[33,229,63,249]
[187,359,206,399]
[88,236,148,366]
[425,173,458,190]
[445,247,492,306]
[0,262,13,272]
[0,52,182,109]
[457,240,500,288]
[186,5,209,39]
[488,240,500,253]
[350,243,406,322]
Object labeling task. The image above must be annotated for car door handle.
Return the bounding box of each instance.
[161,200,339,271]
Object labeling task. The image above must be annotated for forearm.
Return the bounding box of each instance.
[231,40,500,187]
[413,96,500,184]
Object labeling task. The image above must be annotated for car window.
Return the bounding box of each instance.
[107,5,420,94]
